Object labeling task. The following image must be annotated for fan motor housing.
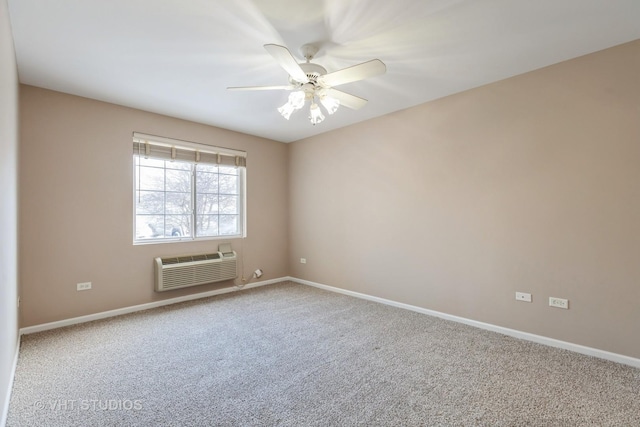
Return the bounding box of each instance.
[288,62,326,85]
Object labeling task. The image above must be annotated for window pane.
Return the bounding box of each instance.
[196,171,219,194]
[166,161,191,171]
[166,192,191,214]
[219,215,238,235]
[137,166,164,191]
[166,169,191,192]
[136,215,164,239]
[219,174,238,194]
[219,166,237,175]
[196,194,218,215]
[197,164,218,173]
[135,191,165,215]
[166,215,191,237]
[136,157,164,168]
[196,215,218,237]
[219,195,238,214]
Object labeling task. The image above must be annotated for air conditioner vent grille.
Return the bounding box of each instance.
[154,251,236,291]
[160,253,221,265]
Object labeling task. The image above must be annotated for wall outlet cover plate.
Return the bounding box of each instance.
[515,292,532,302]
[549,297,569,309]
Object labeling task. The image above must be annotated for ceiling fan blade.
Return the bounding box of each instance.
[227,85,295,91]
[326,89,368,110]
[319,59,386,87]
[264,44,309,84]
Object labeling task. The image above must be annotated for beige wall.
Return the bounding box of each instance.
[289,40,640,359]
[0,0,19,418]
[19,86,289,326]
[16,39,640,361]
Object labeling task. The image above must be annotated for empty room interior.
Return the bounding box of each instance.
[1,1,640,425]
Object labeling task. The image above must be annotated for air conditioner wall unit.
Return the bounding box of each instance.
[154,250,237,292]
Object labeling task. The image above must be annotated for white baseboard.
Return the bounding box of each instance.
[1,335,20,427]
[20,277,286,336]
[18,276,640,369]
[292,277,640,369]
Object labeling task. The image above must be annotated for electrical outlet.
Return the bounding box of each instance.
[515,292,532,302]
[77,282,92,291]
[549,297,568,309]
[300,258,307,264]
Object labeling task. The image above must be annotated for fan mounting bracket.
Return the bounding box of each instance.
[300,44,319,62]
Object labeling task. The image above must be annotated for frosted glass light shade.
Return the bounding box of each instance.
[289,91,306,109]
[309,103,325,125]
[277,91,306,120]
[320,95,340,114]
[278,101,296,120]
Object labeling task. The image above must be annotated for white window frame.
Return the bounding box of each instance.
[132,133,247,245]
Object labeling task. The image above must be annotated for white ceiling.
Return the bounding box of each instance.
[7,0,640,143]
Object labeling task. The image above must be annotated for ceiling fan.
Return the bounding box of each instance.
[227,44,386,125]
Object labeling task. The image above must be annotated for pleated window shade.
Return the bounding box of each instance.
[132,133,247,168]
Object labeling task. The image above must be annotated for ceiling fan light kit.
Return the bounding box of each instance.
[228,43,386,126]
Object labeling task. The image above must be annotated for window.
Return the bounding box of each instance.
[133,133,246,244]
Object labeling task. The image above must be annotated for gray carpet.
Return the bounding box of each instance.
[7,281,640,426]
